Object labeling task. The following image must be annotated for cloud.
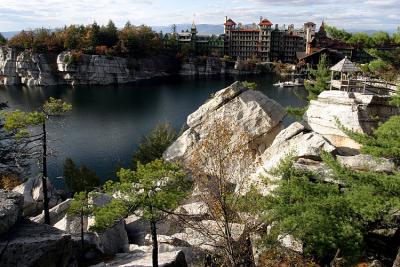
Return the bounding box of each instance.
[0,0,398,32]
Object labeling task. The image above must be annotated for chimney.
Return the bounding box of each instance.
[275,24,278,30]
[260,16,263,23]
[224,16,228,23]
[306,28,311,43]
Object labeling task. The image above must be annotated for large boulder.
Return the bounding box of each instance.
[165,82,286,162]
[251,122,336,194]
[0,220,75,267]
[30,198,73,224]
[337,154,397,173]
[164,82,286,194]
[12,175,62,216]
[85,220,130,255]
[0,190,24,235]
[304,91,399,154]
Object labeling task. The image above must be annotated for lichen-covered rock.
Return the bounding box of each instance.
[337,154,397,173]
[0,190,24,235]
[12,175,62,216]
[0,220,75,267]
[304,91,399,153]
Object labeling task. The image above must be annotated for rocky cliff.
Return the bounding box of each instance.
[304,90,399,153]
[0,47,178,86]
[0,190,75,267]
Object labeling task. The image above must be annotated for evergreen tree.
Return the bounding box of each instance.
[68,191,94,250]
[88,22,100,48]
[1,97,72,224]
[92,159,191,267]
[132,123,177,169]
[63,157,100,195]
[0,33,7,45]
[304,54,331,101]
[262,153,400,264]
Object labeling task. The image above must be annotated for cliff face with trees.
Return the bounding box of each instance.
[0,21,181,86]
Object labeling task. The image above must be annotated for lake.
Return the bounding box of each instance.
[0,74,307,188]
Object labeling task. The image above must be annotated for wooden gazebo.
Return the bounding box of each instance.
[329,57,361,91]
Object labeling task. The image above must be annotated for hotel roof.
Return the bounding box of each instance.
[259,19,273,26]
[224,19,236,26]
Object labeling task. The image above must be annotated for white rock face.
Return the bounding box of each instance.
[164,82,286,193]
[57,51,171,85]
[0,47,174,86]
[0,190,24,235]
[12,175,62,216]
[304,91,399,153]
[171,220,245,252]
[278,234,303,254]
[0,47,57,86]
[30,198,73,224]
[251,122,336,195]
[337,154,397,173]
[90,250,187,267]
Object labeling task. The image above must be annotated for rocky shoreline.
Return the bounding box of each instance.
[0,47,274,87]
[0,82,399,266]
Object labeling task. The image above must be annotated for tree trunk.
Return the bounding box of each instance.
[393,247,400,267]
[150,219,158,267]
[42,121,51,225]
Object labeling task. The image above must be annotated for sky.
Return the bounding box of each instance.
[0,0,399,32]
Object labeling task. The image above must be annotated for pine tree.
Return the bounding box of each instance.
[132,123,177,169]
[92,159,191,267]
[63,158,100,195]
[1,97,72,224]
[304,54,331,101]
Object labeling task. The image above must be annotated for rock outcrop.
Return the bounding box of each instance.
[164,81,286,162]
[337,154,397,173]
[179,57,222,76]
[0,190,24,235]
[12,175,62,216]
[0,47,177,86]
[304,91,399,154]
[0,220,75,267]
[164,81,286,195]
[35,193,130,255]
[251,122,336,194]
[0,47,58,86]
[90,249,188,267]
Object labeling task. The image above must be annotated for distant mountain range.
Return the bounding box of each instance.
[1,31,19,39]
[1,25,396,39]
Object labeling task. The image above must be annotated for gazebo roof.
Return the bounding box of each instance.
[330,57,360,73]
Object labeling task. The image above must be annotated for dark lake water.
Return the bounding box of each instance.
[0,74,307,188]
